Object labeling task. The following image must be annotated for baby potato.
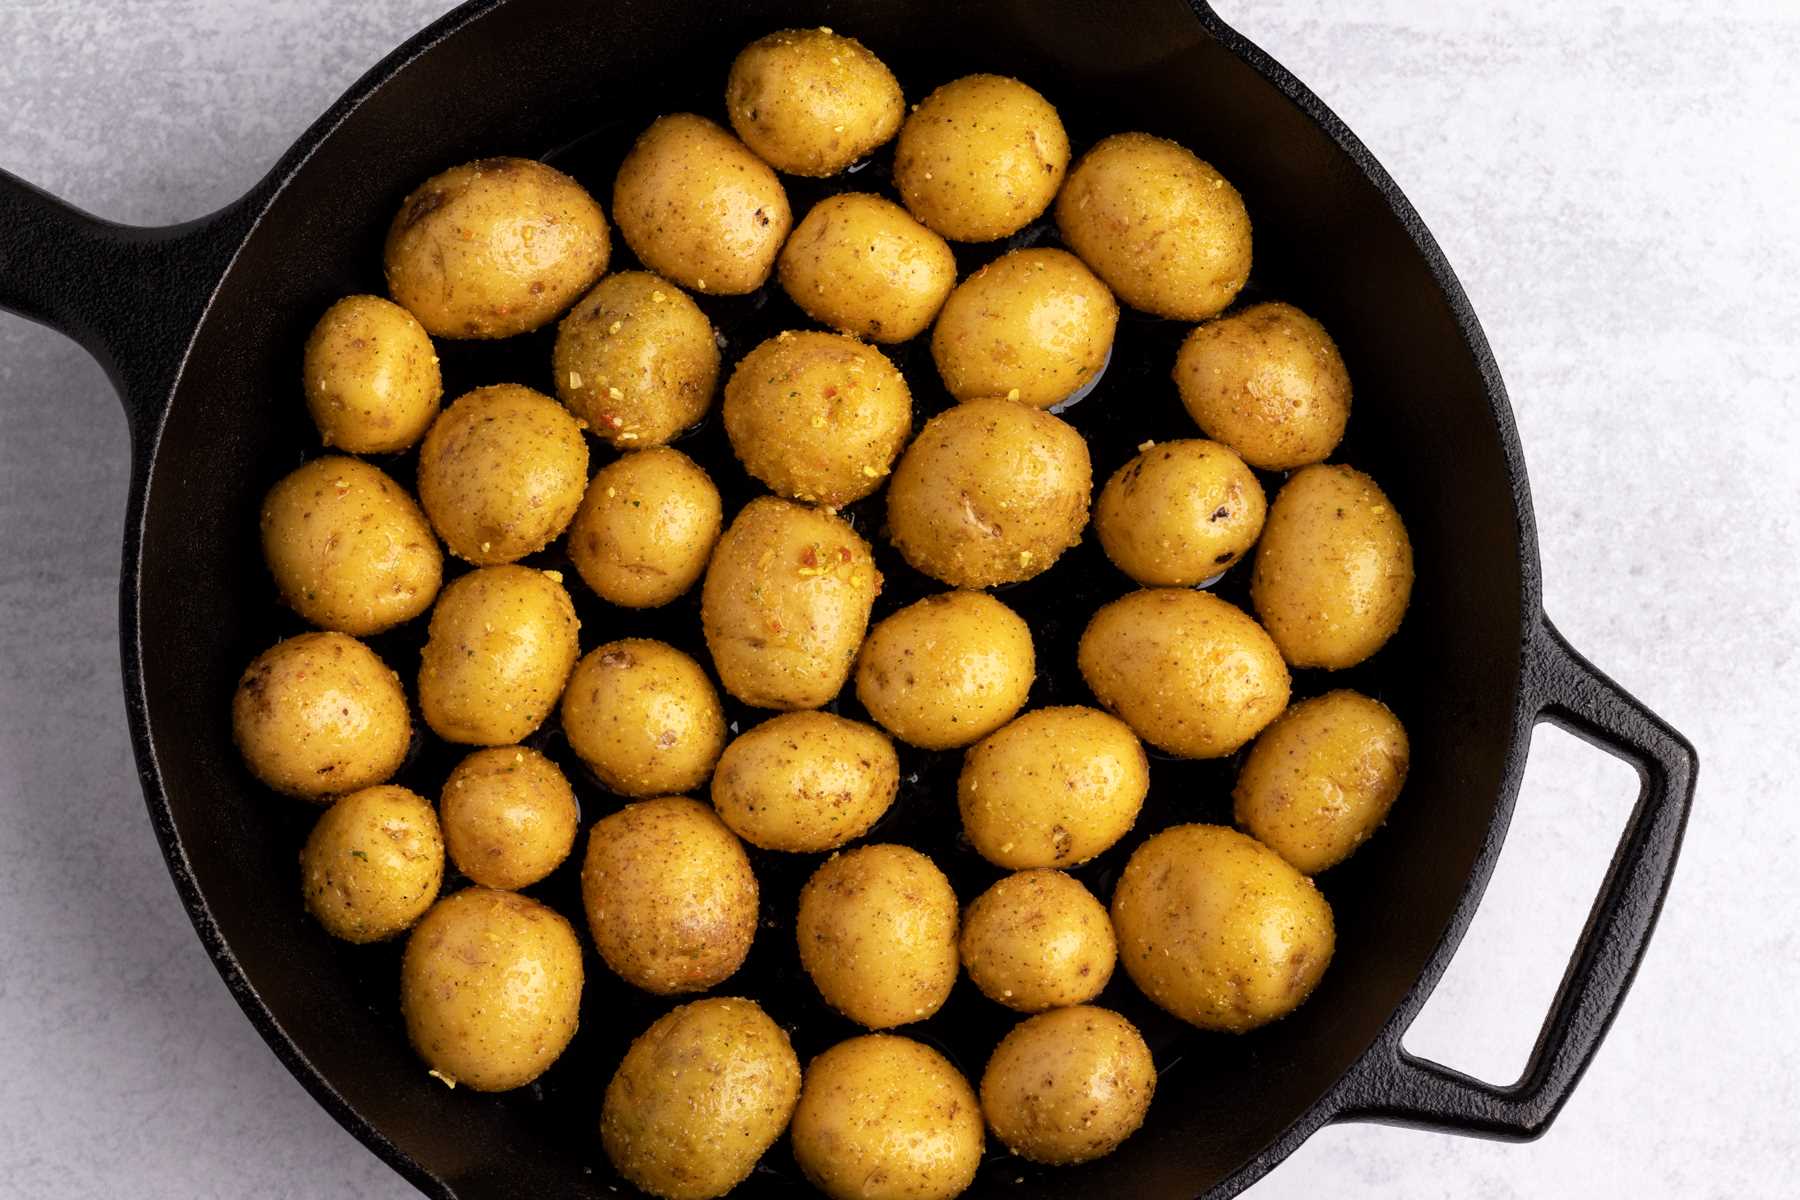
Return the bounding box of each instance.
[1056,132,1252,320]
[417,565,580,746]
[1234,689,1409,874]
[300,784,443,943]
[1174,302,1351,470]
[930,248,1117,409]
[560,639,725,798]
[568,447,722,608]
[701,497,881,710]
[723,331,912,506]
[1111,824,1334,1032]
[958,707,1148,869]
[302,295,441,452]
[1251,464,1414,669]
[886,397,1091,587]
[1094,438,1265,586]
[727,28,904,177]
[1078,589,1289,759]
[384,156,609,339]
[894,74,1069,242]
[400,887,583,1090]
[960,870,1115,1013]
[581,796,758,995]
[778,193,956,342]
[232,631,409,801]
[416,383,589,565]
[613,113,792,295]
[601,997,802,1200]
[553,271,720,449]
[797,844,958,1028]
[980,1006,1155,1165]
[440,746,579,890]
[854,591,1034,750]
[711,711,899,852]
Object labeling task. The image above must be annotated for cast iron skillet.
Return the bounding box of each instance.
[0,1,1697,1196]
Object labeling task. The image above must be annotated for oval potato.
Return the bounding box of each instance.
[440,746,579,890]
[797,844,958,1028]
[894,74,1069,242]
[300,784,443,943]
[1094,438,1265,586]
[568,447,722,608]
[561,639,726,798]
[711,711,899,852]
[778,193,956,342]
[980,1006,1154,1165]
[960,870,1115,1013]
[854,590,1034,750]
[727,28,905,177]
[417,565,581,746]
[302,294,441,452]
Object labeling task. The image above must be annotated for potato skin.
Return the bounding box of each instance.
[960,870,1115,1013]
[894,74,1069,242]
[302,295,441,452]
[980,1006,1154,1165]
[1174,302,1351,470]
[855,591,1034,750]
[797,845,959,1028]
[417,565,580,746]
[568,448,722,608]
[727,28,905,177]
[778,194,956,342]
[1094,439,1265,586]
[300,785,443,943]
[440,746,579,890]
[711,711,899,852]
[561,639,726,798]
[601,997,802,1200]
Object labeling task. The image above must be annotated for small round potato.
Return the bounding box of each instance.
[581,796,758,995]
[778,194,956,342]
[568,447,722,608]
[958,707,1148,869]
[302,295,441,452]
[894,74,1069,242]
[440,746,579,890]
[723,331,912,506]
[384,156,609,339]
[416,383,589,565]
[797,844,958,1028]
[561,639,725,798]
[980,1006,1155,1165]
[930,248,1117,409]
[1111,824,1334,1032]
[1056,132,1252,320]
[1234,689,1410,874]
[854,591,1034,750]
[299,785,442,943]
[1251,464,1414,670]
[232,632,409,801]
[727,28,905,177]
[400,887,584,1090]
[613,114,792,295]
[1078,589,1289,759]
[1174,302,1351,470]
[1094,439,1266,586]
[711,711,899,852]
[418,565,580,746]
[886,398,1091,588]
[601,997,802,1200]
[960,870,1115,1013]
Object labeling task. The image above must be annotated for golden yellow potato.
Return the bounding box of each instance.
[613,114,792,295]
[601,997,802,1200]
[400,887,583,1090]
[232,632,409,801]
[440,746,579,890]
[302,295,441,452]
[416,383,589,565]
[854,591,1034,750]
[980,1006,1155,1165]
[791,1035,983,1200]
[567,447,721,608]
[711,711,899,852]
[1251,464,1414,670]
[1094,439,1265,586]
[581,796,758,995]
[777,193,956,342]
[797,844,958,1028]
[299,785,443,943]
[560,639,725,798]
[1056,132,1252,320]
[1113,824,1333,1032]
[930,248,1117,409]
[1234,689,1410,874]
[894,74,1069,242]
[726,28,905,177]
[958,707,1148,869]
[886,398,1091,587]
[960,870,1114,1013]
[723,331,912,506]
[1078,589,1289,759]
[417,565,580,746]
[701,497,881,710]
[384,156,609,339]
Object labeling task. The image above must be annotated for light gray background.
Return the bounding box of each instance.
[1,1,1795,1196]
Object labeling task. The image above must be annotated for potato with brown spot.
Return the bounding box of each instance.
[855,590,1034,750]
[417,565,580,746]
[553,271,720,448]
[568,448,722,608]
[960,870,1114,1013]
[440,746,579,890]
[894,74,1069,242]
[302,295,441,452]
[727,28,905,177]
[711,711,898,852]
[778,193,956,342]
[980,1006,1155,1165]
[560,639,725,798]
[797,844,958,1028]
[1094,439,1265,586]
[1174,302,1351,470]
[300,784,443,943]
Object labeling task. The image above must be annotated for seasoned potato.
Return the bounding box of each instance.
[894,74,1069,242]
[797,845,958,1028]
[1112,824,1334,1032]
[727,28,904,177]
[416,383,589,565]
[1078,589,1289,759]
[701,497,881,710]
[400,887,583,1090]
[561,639,725,798]
[302,295,441,452]
[723,331,913,506]
[1056,132,1251,320]
[232,632,409,801]
[958,707,1148,869]
[1094,439,1265,586]
[418,565,580,746]
[980,1006,1154,1165]
[1251,464,1414,669]
[384,156,609,339]
[960,870,1114,1013]
[613,114,792,295]
[440,746,579,890]
[568,448,721,608]
[602,997,802,1200]
[299,785,443,943]
[778,193,956,342]
[854,591,1034,750]
[582,797,758,994]
[1174,302,1351,470]
[711,711,899,852]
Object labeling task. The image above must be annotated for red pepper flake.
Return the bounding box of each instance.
[800,546,819,567]
[837,546,853,563]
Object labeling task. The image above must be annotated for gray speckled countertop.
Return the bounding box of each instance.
[2,1,1795,1196]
